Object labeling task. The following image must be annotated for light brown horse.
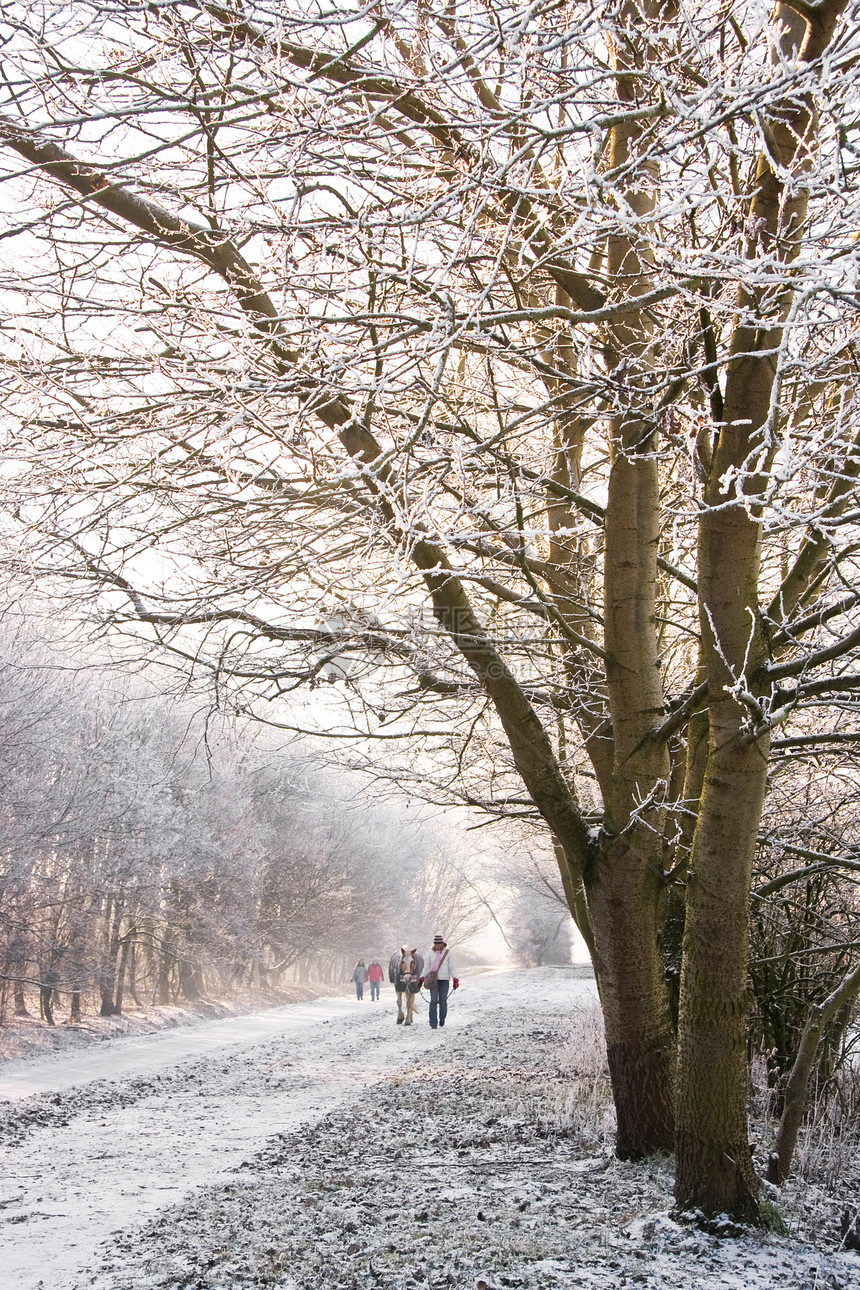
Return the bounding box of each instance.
[389,947,424,1025]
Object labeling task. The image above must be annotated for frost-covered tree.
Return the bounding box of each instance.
[509,895,573,969]
[1,0,859,1220]
[0,610,471,1019]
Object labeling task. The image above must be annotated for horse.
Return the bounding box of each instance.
[389,947,424,1025]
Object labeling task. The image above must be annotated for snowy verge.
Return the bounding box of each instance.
[0,985,328,1065]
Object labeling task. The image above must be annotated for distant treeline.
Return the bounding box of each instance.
[0,619,483,1024]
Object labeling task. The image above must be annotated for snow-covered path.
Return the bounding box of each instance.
[0,969,598,1290]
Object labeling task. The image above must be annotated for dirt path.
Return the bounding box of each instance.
[0,968,598,1289]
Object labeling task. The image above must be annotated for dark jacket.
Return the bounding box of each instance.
[389,950,423,992]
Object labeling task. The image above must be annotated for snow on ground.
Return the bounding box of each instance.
[0,987,324,1066]
[1,967,858,1290]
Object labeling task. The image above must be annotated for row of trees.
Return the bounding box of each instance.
[0,0,859,1220]
[0,613,483,1025]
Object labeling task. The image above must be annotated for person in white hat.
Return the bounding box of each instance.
[420,933,459,1029]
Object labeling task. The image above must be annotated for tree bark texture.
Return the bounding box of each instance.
[674,718,768,1219]
[587,838,676,1156]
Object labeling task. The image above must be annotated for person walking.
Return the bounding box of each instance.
[366,959,385,1001]
[420,934,459,1029]
[351,959,368,1000]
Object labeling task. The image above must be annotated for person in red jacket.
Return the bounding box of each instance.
[366,959,385,1001]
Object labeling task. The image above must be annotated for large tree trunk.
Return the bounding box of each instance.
[674,713,768,1219]
[675,408,772,1219]
[588,438,677,1156]
[673,290,774,1219]
[587,842,676,1156]
[579,0,678,1157]
[673,0,848,1221]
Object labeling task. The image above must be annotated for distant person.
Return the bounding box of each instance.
[366,959,385,1001]
[351,959,368,1000]
[420,934,459,1030]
